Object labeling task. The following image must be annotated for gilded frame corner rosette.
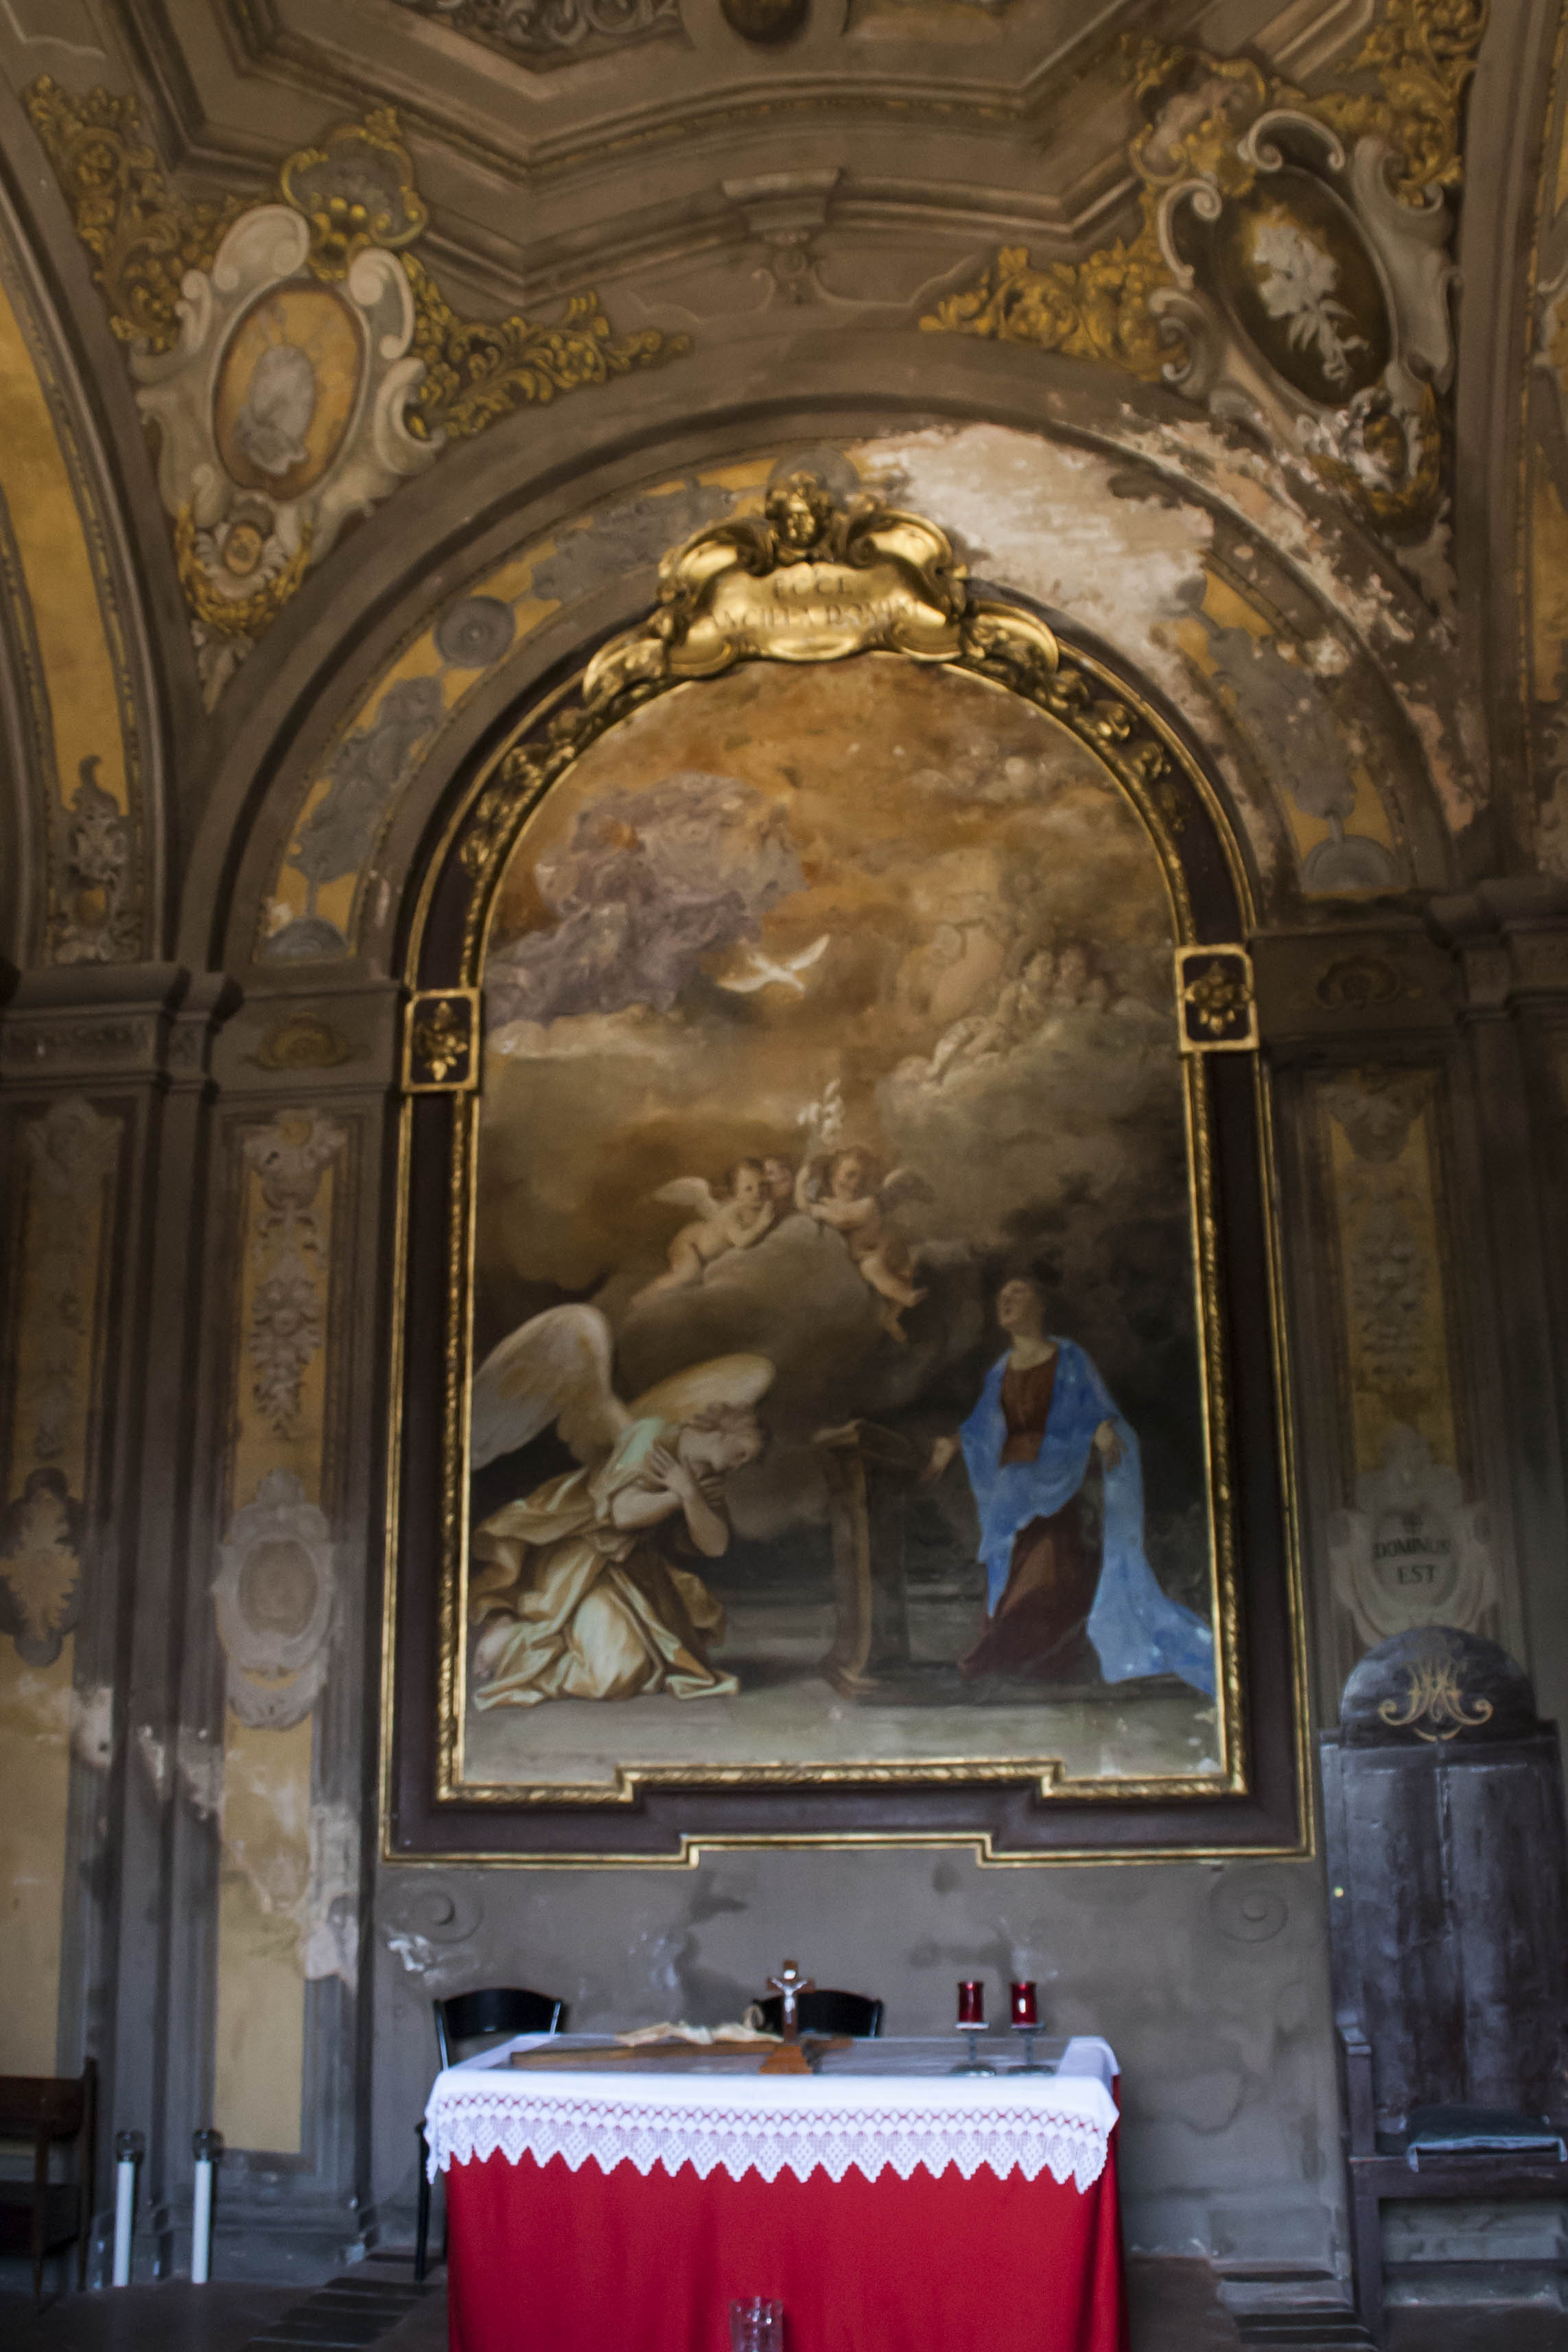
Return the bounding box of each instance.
[385,476,1309,1869]
[1175,947,1259,1054]
[403,987,481,1093]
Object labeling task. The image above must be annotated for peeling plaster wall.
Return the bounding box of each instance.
[213,1715,312,2155]
[857,425,1439,899]
[0,1650,73,2071]
[0,1091,119,2075]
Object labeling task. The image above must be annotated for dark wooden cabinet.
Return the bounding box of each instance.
[1321,1628,1568,2340]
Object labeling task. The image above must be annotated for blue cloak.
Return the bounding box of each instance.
[959,1339,1215,1697]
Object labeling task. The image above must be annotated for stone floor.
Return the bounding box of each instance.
[0,2254,1563,2347]
[0,2260,447,2351]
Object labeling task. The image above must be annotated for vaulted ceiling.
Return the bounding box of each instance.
[0,0,1564,975]
[57,1,1424,302]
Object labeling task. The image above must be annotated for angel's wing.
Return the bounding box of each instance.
[878,1166,935,1215]
[652,1175,722,1217]
[629,1353,774,1428]
[470,1305,629,1471]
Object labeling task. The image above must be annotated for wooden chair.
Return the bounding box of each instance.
[416,1986,566,2282]
[752,1989,884,2039]
[0,2057,97,2303]
[1322,1629,1568,2343]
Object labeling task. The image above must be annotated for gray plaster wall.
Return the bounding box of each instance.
[371,1849,1342,2272]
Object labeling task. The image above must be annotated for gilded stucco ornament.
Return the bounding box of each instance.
[456,476,1198,970]
[51,755,139,966]
[20,79,247,354]
[922,0,1485,535]
[25,84,688,703]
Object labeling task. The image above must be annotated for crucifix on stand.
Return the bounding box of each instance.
[760,1960,817,2075]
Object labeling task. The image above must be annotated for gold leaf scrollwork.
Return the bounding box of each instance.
[920,236,1175,386]
[279,108,428,280]
[174,505,313,641]
[921,0,1486,518]
[401,258,688,444]
[27,81,688,662]
[919,40,1269,380]
[1314,0,1487,202]
[28,80,687,419]
[1378,1654,1495,1743]
[23,76,248,351]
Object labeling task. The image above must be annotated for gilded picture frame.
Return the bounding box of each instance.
[385,476,1308,1865]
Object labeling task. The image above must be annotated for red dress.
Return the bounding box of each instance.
[958,1355,1099,1683]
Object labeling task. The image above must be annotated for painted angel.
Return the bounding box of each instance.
[795,1147,934,1340]
[467,1305,773,1707]
[634,1159,777,1299]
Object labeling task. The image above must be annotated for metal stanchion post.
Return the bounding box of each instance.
[191,2128,222,2283]
[112,2130,144,2287]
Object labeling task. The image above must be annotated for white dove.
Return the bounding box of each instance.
[716,935,830,995]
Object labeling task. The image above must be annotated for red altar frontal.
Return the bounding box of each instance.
[426,2035,1129,2352]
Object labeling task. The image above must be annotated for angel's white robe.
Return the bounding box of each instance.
[469,1415,739,1708]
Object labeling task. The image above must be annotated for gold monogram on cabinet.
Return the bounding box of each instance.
[395,481,1302,1862]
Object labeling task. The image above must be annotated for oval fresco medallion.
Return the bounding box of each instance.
[213,283,364,504]
[1215,169,1391,409]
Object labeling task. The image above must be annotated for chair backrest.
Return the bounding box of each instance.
[1322,1627,1568,2134]
[753,1990,883,2039]
[0,2062,91,2141]
[434,1986,566,2069]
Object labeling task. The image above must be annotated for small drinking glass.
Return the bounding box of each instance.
[730,2295,784,2351]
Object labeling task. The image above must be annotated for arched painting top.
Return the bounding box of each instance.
[385,476,1307,1867]
[414,473,1255,990]
[250,422,1462,973]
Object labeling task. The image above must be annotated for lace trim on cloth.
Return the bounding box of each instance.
[425,2084,1110,2193]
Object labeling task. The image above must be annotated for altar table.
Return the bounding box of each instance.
[425,2034,1127,2352]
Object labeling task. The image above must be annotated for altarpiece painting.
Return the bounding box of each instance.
[388,479,1304,1863]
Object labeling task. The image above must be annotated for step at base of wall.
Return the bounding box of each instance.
[244,2273,437,2351]
[1234,2316,1376,2349]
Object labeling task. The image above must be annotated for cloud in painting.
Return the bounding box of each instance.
[486,769,801,1027]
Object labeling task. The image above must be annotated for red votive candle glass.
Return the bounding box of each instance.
[957,1979,985,2027]
[1009,1980,1038,2028]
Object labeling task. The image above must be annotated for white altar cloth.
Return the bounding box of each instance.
[424,2034,1119,2193]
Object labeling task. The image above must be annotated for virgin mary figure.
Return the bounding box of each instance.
[465,1305,773,1708]
[926,1273,1214,1696]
